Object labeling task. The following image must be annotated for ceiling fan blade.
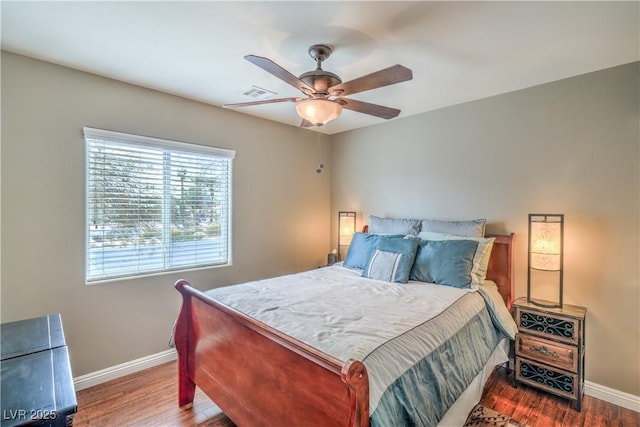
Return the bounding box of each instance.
[245,55,315,94]
[329,65,412,97]
[300,119,315,128]
[338,98,401,119]
[223,97,302,108]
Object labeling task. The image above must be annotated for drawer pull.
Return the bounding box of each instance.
[530,345,560,358]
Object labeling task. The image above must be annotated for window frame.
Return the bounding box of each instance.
[83,127,235,284]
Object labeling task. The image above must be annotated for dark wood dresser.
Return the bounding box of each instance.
[1,314,77,427]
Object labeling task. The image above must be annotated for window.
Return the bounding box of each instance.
[84,127,235,282]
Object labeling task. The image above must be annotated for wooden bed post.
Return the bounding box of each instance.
[175,280,196,407]
[342,360,370,427]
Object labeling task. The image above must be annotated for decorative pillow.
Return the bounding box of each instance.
[420,218,486,237]
[362,236,420,283]
[362,250,405,283]
[417,231,495,286]
[410,239,479,288]
[368,215,421,236]
[343,232,403,269]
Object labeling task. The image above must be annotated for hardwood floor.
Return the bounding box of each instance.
[479,366,639,427]
[74,361,639,426]
[74,361,234,427]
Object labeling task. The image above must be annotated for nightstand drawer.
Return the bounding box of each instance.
[515,333,577,373]
[515,358,579,401]
[516,306,580,345]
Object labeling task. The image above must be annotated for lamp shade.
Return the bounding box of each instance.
[530,216,563,271]
[338,211,356,260]
[296,99,342,126]
[339,216,355,245]
[527,213,564,308]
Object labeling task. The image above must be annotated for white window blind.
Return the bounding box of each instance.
[84,127,235,282]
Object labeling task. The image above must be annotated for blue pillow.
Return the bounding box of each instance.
[343,233,401,269]
[420,218,486,237]
[369,215,421,236]
[410,239,479,288]
[362,236,419,283]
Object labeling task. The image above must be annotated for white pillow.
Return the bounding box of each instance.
[417,231,495,286]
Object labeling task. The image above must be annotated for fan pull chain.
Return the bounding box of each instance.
[316,131,324,174]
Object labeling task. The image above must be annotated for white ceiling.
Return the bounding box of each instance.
[2,1,638,135]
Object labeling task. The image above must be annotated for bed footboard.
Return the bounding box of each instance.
[175,280,370,427]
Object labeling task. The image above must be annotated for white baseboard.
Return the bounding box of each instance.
[73,348,177,391]
[73,348,640,414]
[585,380,640,413]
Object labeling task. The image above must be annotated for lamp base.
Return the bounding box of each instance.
[527,297,563,309]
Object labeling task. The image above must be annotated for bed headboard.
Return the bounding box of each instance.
[360,226,515,310]
[485,233,515,310]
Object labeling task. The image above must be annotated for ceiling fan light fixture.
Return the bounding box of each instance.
[295,99,342,126]
[225,46,413,127]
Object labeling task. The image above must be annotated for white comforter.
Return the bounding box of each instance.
[206,264,516,423]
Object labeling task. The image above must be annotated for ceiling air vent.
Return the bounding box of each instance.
[241,85,277,101]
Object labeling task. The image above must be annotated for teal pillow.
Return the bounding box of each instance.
[417,232,495,286]
[410,239,479,288]
[343,233,402,269]
[362,236,419,283]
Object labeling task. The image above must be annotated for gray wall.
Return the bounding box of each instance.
[331,62,639,396]
[1,52,331,376]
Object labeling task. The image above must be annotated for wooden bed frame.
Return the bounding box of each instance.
[174,232,514,427]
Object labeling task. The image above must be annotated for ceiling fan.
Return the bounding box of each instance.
[223,44,413,127]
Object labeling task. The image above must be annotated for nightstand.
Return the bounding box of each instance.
[512,297,586,411]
